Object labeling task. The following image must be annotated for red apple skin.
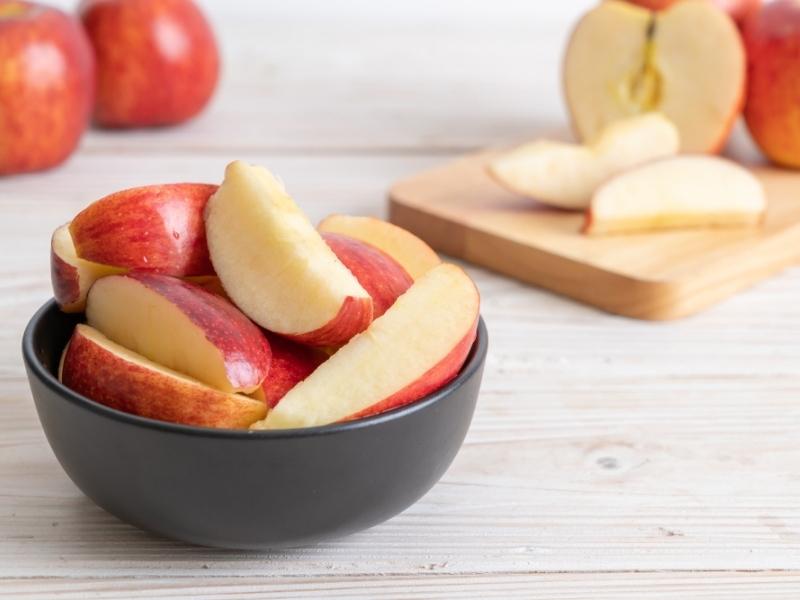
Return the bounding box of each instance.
[322,232,413,318]
[0,1,94,175]
[79,0,219,127]
[61,325,266,428]
[743,1,800,167]
[51,248,81,307]
[286,295,373,348]
[70,183,217,275]
[252,333,327,408]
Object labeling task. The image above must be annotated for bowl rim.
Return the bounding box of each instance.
[23,299,488,440]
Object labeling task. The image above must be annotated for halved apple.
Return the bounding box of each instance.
[51,224,124,312]
[488,113,679,209]
[322,232,413,318]
[250,333,328,408]
[86,272,271,394]
[584,155,766,235]
[70,183,218,275]
[318,215,441,280]
[61,325,267,429]
[564,0,745,153]
[204,161,373,346]
[251,263,479,430]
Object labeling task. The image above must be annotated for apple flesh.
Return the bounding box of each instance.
[250,333,328,408]
[70,183,217,275]
[322,232,413,318]
[86,272,271,394]
[51,224,124,312]
[625,0,761,24]
[742,1,800,168]
[318,215,441,280]
[584,156,766,235]
[251,263,479,430]
[204,161,373,347]
[564,1,745,154]
[0,1,94,175]
[61,324,266,428]
[488,113,679,209]
[79,0,219,127]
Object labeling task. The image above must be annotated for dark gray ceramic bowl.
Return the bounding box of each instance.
[22,300,487,549]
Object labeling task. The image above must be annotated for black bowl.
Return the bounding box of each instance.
[22,300,487,549]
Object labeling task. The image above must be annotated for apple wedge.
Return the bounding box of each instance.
[204,161,373,346]
[70,183,218,275]
[51,224,124,312]
[318,215,441,280]
[488,113,679,209]
[86,273,271,394]
[584,156,766,235]
[564,1,745,153]
[61,324,266,429]
[251,263,479,430]
[322,232,413,317]
[250,333,328,408]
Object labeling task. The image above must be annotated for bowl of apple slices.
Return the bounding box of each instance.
[22,161,486,549]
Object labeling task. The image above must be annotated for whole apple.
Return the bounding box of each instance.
[743,0,800,167]
[0,1,94,175]
[79,0,219,127]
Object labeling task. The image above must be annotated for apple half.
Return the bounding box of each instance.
[70,183,218,275]
[318,214,441,280]
[204,161,373,347]
[584,155,766,235]
[86,272,271,394]
[564,0,745,153]
[61,325,267,429]
[250,333,328,408]
[251,263,479,430]
[51,224,124,312]
[488,113,679,209]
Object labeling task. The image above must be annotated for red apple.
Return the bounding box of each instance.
[322,232,413,318]
[743,0,800,167]
[79,0,219,127]
[86,272,271,394]
[0,1,94,175]
[250,333,328,408]
[69,183,217,275]
[61,324,266,429]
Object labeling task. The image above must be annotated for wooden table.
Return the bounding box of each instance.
[3,1,799,597]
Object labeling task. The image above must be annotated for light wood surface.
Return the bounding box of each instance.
[2,1,800,597]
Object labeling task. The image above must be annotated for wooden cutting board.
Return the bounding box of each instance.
[388,151,800,320]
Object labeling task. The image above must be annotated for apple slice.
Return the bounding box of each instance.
[250,333,328,408]
[61,324,266,429]
[70,183,218,275]
[86,272,271,394]
[322,232,413,318]
[584,155,766,235]
[51,224,124,312]
[251,263,479,430]
[488,113,679,209]
[204,161,373,346]
[318,215,440,280]
[564,0,745,153]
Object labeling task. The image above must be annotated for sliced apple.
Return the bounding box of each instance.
[251,263,479,430]
[564,0,745,153]
[60,324,266,429]
[204,161,373,346]
[318,214,441,280]
[86,272,271,394]
[488,113,679,209]
[584,155,766,235]
[322,232,413,318]
[51,224,124,312]
[70,183,218,275]
[250,333,328,408]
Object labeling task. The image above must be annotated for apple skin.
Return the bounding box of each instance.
[624,0,761,22]
[70,183,217,275]
[742,1,800,168]
[285,296,374,347]
[322,232,413,318]
[61,325,267,428]
[0,1,94,175]
[79,0,219,127]
[251,333,327,408]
